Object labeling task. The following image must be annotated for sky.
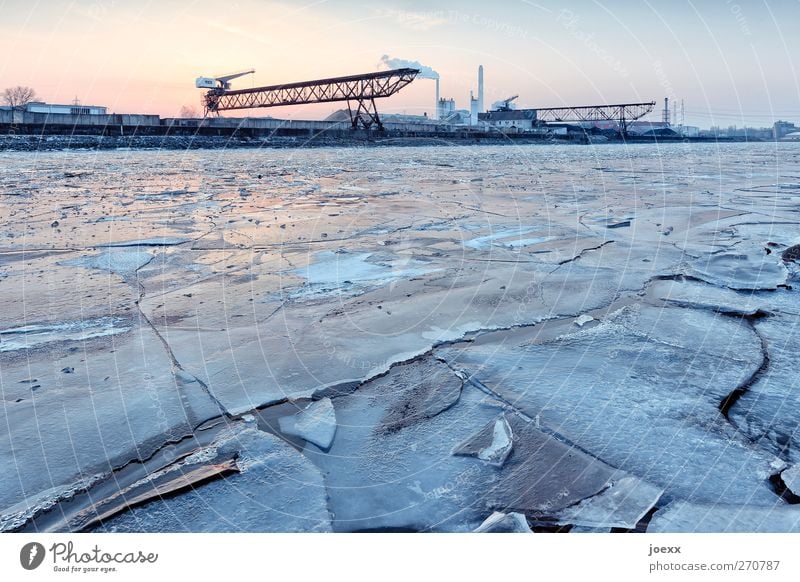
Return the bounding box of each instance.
[0,0,799,128]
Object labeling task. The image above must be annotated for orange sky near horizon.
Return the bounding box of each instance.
[1,0,799,127]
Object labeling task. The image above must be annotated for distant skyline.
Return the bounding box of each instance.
[1,0,799,127]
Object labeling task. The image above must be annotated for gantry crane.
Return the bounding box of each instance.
[195,68,419,130]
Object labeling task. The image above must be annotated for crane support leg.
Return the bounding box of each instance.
[347,98,383,131]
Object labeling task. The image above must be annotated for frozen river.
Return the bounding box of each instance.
[1,142,800,532]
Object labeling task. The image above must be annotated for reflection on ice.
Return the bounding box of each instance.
[291,250,436,298]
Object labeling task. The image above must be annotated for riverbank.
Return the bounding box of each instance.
[0,131,754,151]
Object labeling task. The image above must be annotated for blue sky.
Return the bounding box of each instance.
[0,0,798,127]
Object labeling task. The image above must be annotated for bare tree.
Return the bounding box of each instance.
[179,105,199,118]
[2,86,37,109]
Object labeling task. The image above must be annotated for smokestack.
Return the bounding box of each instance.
[435,78,440,121]
[478,65,484,113]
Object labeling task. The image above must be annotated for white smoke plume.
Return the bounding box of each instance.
[378,55,439,79]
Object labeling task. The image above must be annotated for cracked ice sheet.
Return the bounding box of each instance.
[648,278,770,315]
[687,246,788,290]
[439,304,784,505]
[144,255,554,414]
[648,500,800,533]
[147,234,678,416]
[94,426,331,532]
[0,323,223,516]
[728,314,800,464]
[301,357,653,532]
[2,143,800,531]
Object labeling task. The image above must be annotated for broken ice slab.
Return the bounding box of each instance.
[728,314,800,463]
[83,459,238,528]
[555,476,664,530]
[0,474,106,532]
[648,500,800,533]
[94,427,331,532]
[379,362,463,433]
[0,324,223,514]
[781,465,800,497]
[649,277,769,315]
[473,511,532,533]
[481,414,646,519]
[783,244,800,263]
[452,415,513,467]
[305,359,499,530]
[278,397,338,450]
[440,305,783,505]
[688,249,788,290]
[305,357,625,532]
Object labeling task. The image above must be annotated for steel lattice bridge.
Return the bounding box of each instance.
[534,102,656,133]
[202,68,419,130]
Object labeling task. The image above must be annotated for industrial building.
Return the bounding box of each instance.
[437,97,456,120]
[774,120,798,139]
[22,101,107,115]
[479,109,538,131]
[436,65,485,126]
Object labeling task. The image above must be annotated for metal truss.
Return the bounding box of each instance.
[203,68,419,130]
[534,102,656,133]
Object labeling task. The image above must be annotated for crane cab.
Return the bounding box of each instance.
[195,77,217,89]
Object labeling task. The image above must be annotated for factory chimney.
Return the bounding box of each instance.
[662,97,670,126]
[435,78,440,121]
[478,65,484,113]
